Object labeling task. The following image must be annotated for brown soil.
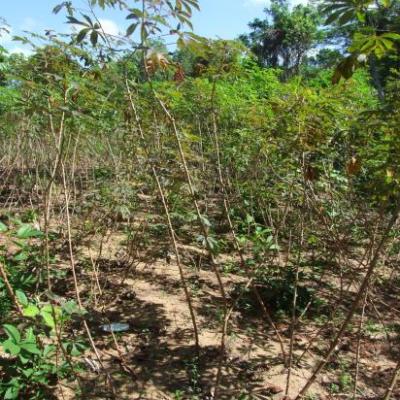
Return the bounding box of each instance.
[50,226,399,400]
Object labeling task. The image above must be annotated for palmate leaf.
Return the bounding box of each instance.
[332,28,398,83]
[66,16,88,27]
[322,0,374,25]
[177,14,193,30]
[183,0,200,11]
[381,32,400,41]
[53,1,74,15]
[350,32,400,58]
[62,300,85,316]
[2,339,20,355]
[19,341,41,355]
[12,35,31,45]
[90,0,122,9]
[325,9,350,25]
[166,0,199,28]
[16,224,43,239]
[64,0,200,48]
[13,251,28,261]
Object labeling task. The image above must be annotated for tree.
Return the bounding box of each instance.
[307,48,343,69]
[173,39,248,77]
[320,0,400,96]
[240,0,322,76]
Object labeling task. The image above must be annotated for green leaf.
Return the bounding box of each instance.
[82,14,93,27]
[62,300,83,315]
[24,327,35,342]
[380,0,391,7]
[13,251,29,261]
[332,55,357,83]
[43,344,56,358]
[18,352,30,364]
[16,224,43,239]
[76,28,89,43]
[3,324,21,343]
[40,305,61,329]
[90,30,99,46]
[199,215,211,228]
[126,8,144,19]
[15,290,28,307]
[70,343,82,356]
[53,3,64,14]
[23,304,40,318]
[356,11,366,22]
[381,33,400,41]
[67,16,87,26]
[4,386,19,400]
[339,9,356,25]
[206,236,219,253]
[380,38,394,51]
[22,368,34,377]
[126,23,139,36]
[20,342,41,355]
[2,339,21,355]
[41,312,56,328]
[246,214,254,224]
[0,221,7,232]
[184,0,200,11]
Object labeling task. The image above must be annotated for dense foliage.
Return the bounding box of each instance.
[0,0,399,399]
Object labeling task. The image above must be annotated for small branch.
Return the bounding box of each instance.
[0,261,23,316]
[383,360,400,400]
[296,203,400,399]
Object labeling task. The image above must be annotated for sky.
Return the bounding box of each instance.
[0,0,308,55]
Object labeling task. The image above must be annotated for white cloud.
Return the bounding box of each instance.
[9,47,32,57]
[98,18,119,36]
[0,27,32,56]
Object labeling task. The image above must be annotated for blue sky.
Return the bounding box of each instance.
[0,0,307,55]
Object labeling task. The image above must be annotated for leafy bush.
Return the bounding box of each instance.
[0,221,86,399]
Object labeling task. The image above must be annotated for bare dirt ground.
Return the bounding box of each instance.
[52,225,399,400]
[1,183,399,400]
